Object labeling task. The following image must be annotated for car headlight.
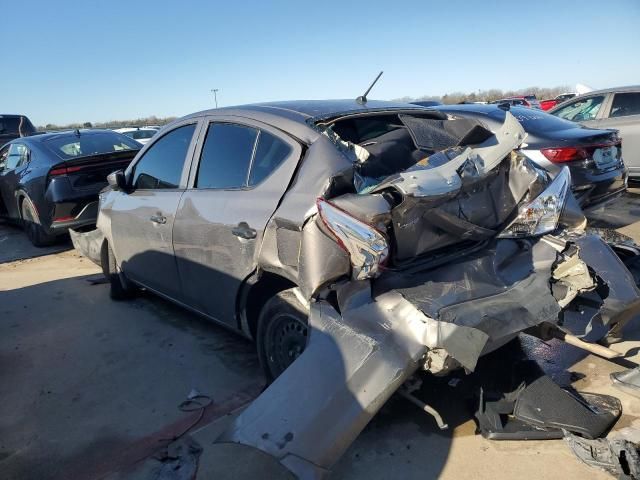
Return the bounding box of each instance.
[498,167,571,238]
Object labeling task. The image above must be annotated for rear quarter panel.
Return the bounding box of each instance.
[596,114,640,176]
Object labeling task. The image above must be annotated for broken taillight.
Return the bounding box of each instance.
[499,167,571,238]
[316,198,389,280]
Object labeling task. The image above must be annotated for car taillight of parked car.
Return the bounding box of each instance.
[49,165,84,176]
[540,140,622,164]
[316,198,389,280]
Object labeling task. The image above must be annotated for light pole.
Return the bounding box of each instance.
[211,88,219,108]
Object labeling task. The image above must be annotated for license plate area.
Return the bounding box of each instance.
[593,145,618,169]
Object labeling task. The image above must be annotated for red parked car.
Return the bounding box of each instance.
[540,93,577,111]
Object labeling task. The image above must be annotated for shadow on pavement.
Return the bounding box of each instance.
[0,221,71,264]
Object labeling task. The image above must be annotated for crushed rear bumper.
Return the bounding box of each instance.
[219,234,640,479]
[69,227,104,267]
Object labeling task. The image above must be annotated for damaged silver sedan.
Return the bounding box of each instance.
[71,99,640,479]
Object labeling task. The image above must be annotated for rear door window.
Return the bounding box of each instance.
[195,123,258,189]
[195,123,293,189]
[132,124,196,189]
[609,92,640,118]
[249,131,292,186]
[553,96,605,121]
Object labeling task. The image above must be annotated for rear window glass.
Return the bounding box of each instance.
[129,130,156,140]
[44,132,140,159]
[507,108,578,132]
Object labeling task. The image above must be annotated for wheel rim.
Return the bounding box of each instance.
[22,201,34,223]
[21,202,37,239]
[265,313,308,377]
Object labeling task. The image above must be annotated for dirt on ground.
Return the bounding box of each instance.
[1,201,640,480]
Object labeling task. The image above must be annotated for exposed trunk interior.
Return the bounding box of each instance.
[317,111,548,264]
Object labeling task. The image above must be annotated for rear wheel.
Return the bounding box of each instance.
[257,288,309,383]
[21,198,56,247]
[105,242,136,300]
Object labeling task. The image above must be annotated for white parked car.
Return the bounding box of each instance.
[114,127,158,145]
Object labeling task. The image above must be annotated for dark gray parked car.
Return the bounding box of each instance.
[428,103,627,209]
[72,100,640,478]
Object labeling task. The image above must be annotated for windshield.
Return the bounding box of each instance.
[44,132,141,159]
[553,96,605,122]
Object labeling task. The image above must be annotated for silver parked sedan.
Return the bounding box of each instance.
[71,99,640,479]
[549,85,640,178]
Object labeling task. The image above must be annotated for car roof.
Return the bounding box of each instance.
[577,85,640,96]
[17,129,126,144]
[177,99,429,144]
[186,99,426,123]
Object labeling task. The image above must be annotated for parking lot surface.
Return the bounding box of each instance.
[1,193,640,479]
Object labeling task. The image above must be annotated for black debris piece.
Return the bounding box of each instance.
[398,114,493,151]
[564,431,640,479]
[475,361,622,440]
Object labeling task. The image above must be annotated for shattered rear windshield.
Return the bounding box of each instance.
[44,132,141,159]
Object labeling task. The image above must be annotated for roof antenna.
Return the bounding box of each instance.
[356,71,383,105]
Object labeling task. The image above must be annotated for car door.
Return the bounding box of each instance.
[109,120,201,300]
[172,117,302,327]
[594,91,640,176]
[0,143,30,218]
[0,145,12,216]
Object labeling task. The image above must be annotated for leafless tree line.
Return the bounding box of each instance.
[38,115,177,131]
[395,86,571,104]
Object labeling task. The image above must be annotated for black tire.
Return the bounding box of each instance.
[21,198,56,247]
[105,242,136,300]
[256,288,309,383]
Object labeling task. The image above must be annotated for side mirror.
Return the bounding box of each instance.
[107,170,128,191]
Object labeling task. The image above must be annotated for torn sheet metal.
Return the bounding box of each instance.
[551,244,595,308]
[572,234,640,333]
[376,237,564,356]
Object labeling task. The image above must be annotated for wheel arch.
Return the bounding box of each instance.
[15,189,45,224]
[238,270,298,342]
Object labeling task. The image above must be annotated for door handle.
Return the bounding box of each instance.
[232,221,257,240]
[149,214,167,224]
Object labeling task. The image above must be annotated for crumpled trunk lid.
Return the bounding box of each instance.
[336,112,547,262]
